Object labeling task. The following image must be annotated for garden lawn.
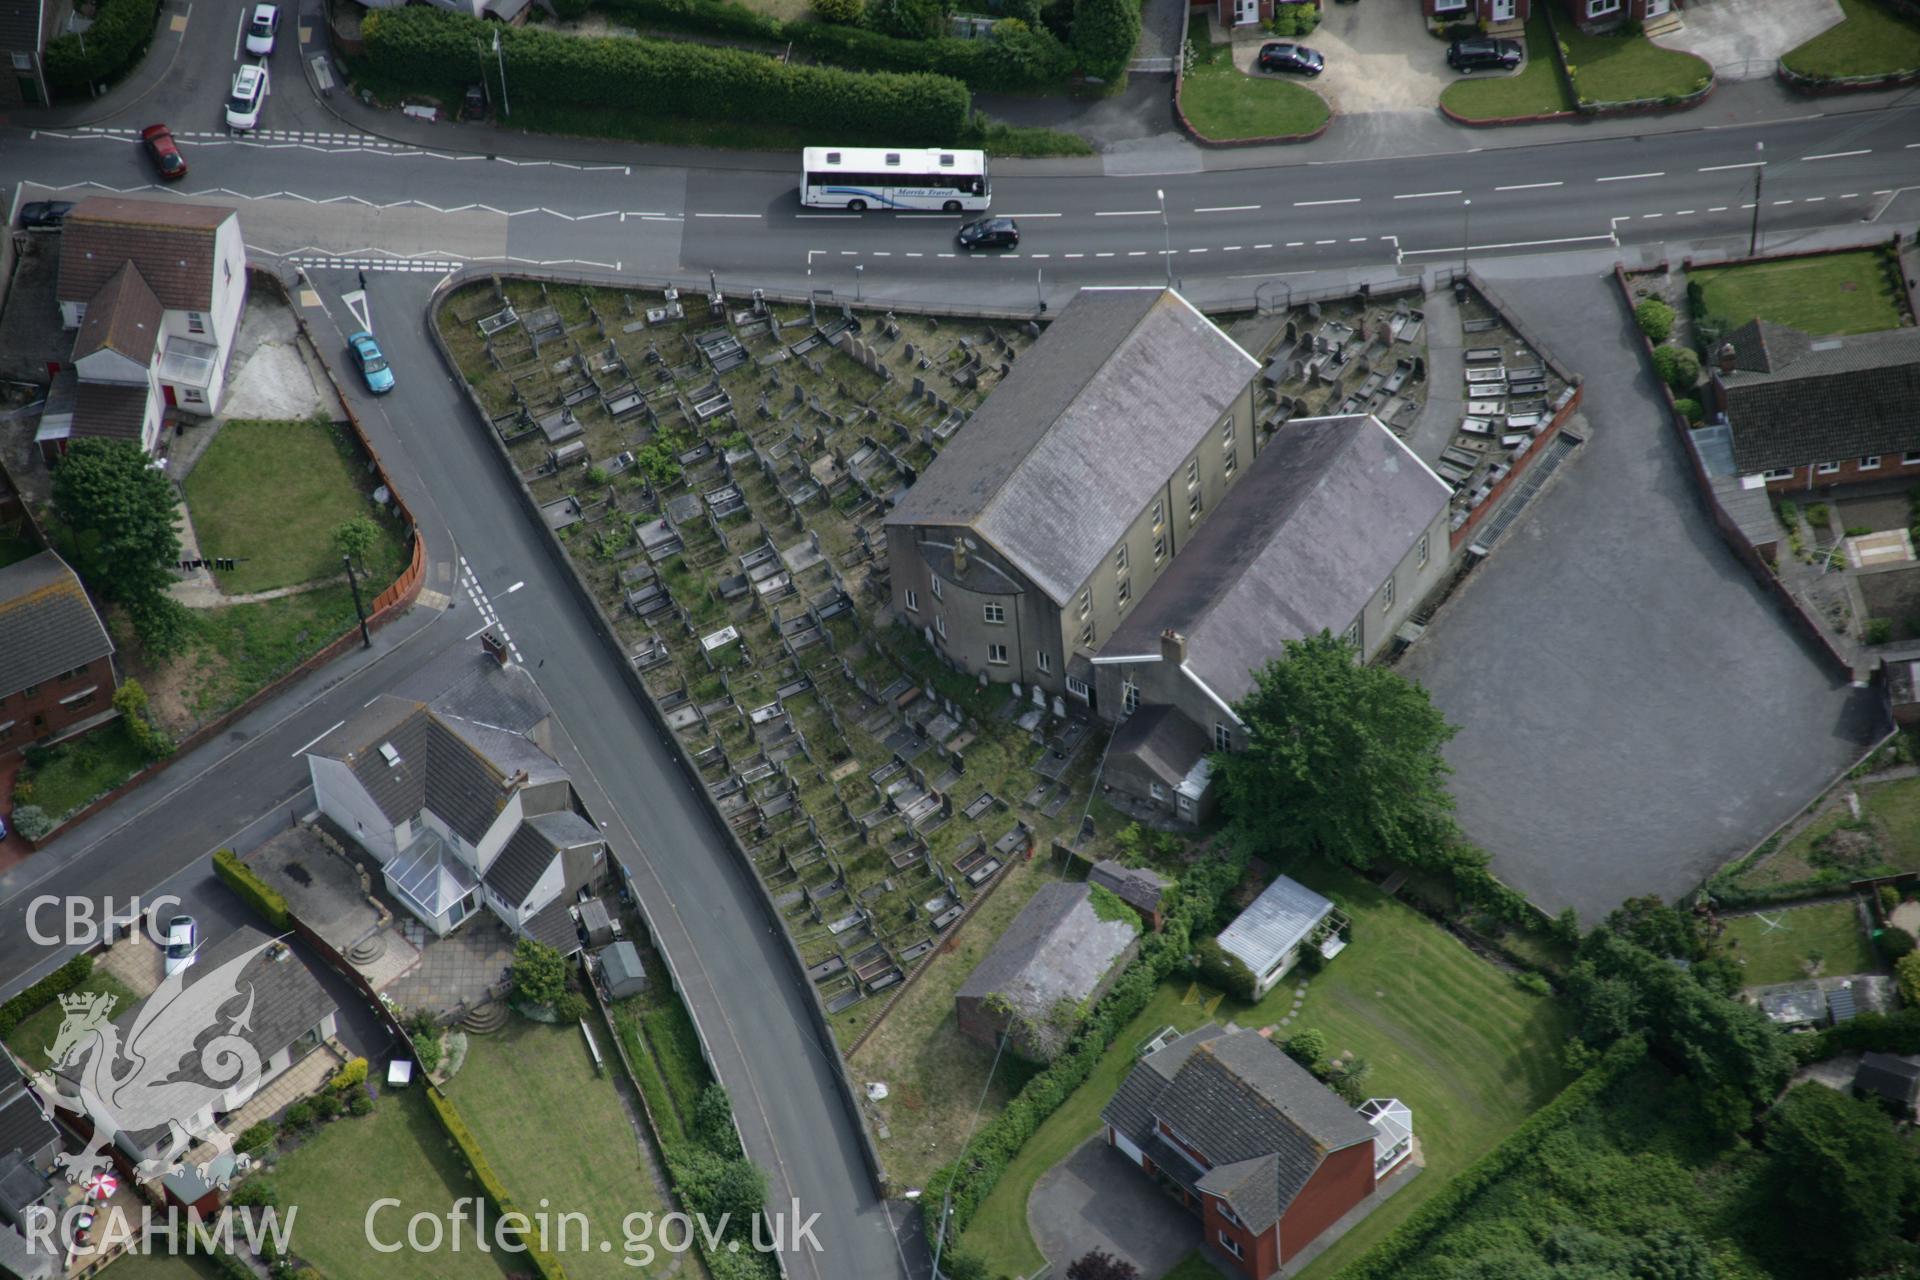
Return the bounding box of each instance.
[957,866,1572,1279]
[611,948,715,1146]
[1720,899,1878,985]
[13,721,152,823]
[100,1252,224,1280]
[445,1018,674,1280]
[1783,0,1920,78]
[1440,12,1573,119]
[1864,774,1920,865]
[182,418,405,595]
[1690,249,1906,337]
[1559,26,1710,104]
[270,1088,517,1280]
[846,859,1062,1191]
[5,972,137,1071]
[1179,39,1329,141]
[1161,1253,1225,1280]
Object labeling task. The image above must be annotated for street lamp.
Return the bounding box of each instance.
[855,263,863,302]
[1748,141,1765,258]
[1461,198,1472,276]
[1036,267,1046,314]
[1156,188,1172,290]
[492,28,510,117]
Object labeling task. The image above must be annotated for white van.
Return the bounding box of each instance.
[226,63,269,131]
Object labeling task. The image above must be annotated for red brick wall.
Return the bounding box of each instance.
[1279,1141,1375,1263]
[0,654,118,761]
[1426,0,1533,19]
[1202,1194,1276,1279]
[1753,454,1920,494]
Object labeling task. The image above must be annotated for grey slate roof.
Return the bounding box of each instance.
[957,882,1138,1055]
[1089,860,1168,915]
[1103,1024,1226,1144]
[1107,704,1209,790]
[310,657,563,848]
[1108,1025,1374,1232]
[0,1149,50,1222]
[1856,1052,1920,1107]
[886,288,1259,605]
[0,1095,56,1177]
[0,0,46,55]
[483,809,599,906]
[0,550,114,701]
[599,941,648,998]
[1216,875,1334,980]
[1106,415,1449,705]
[1719,321,1920,475]
[522,896,583,955]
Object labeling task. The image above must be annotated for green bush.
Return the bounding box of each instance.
[363,5,972,140]
[311,1091,342,1121]
[1671,397,1702,424]
[235,1122,278,1154]
[813,0,865,20]
[1651,344,1701,394]
[347,1089,375,1116]
[1071,0,1140,78]
[867,0,943,39]
[10,806,53,842]
[1195,935,1257,1002]
[331,1057,368,1091]
[212,847,290,930]
[1634,298,1676,343]
[555,991,592,1023]
[1867,618,1894,646]
[0,953,93,1038]
[43,0,159,95]
[283,1099,316,1130]
[1881,884,1902,916]
[1880,925,1916,962]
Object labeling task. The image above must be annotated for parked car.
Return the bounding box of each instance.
[347,331,395,393]
[19,201,74,229]
[957,217,1019,251]
[1448,36,1523,72]
[141,123,188,180]
[225,63,269,131]
[163,916,199,976]
[244,2,280,56]
[1257,42,1325,76]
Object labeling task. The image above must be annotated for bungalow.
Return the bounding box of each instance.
[955,882,1140,1063]
[1103,1024,1414,1279]
[1215,875,1348,1000]
[1708,320,1920,496]
[307,638,605,951]
[0,550,118,762]
[43,198,248,458]
[1854,1051,1920,1117]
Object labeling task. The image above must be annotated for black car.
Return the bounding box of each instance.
[957,217,1019,251]
[1257,42,1325,76]
[1447,36,1523,72]
[19,201,74,229]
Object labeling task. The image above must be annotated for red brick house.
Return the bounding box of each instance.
[1102,1024,1414,1278]
[1424,0,1531,27]
[1557,0,1679,30]
[1707,319,1920,495]
[0,550,118,760]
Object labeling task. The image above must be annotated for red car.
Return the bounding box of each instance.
[141,123,187,180]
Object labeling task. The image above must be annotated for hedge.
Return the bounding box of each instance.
[923,851,1246,1253]
[43,0,159,95]
[1333,1035,1649,1280]
[212,848,290,930]
[598,0,1074,90]
[363,5,972,142]
[1792,1008,1920,1065]
[424,1086,570,1280]
[0,953,93,1039]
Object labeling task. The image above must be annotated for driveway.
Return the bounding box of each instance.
[1232,4,1452,114]
[1030,1137,1202,1277]
[1398,265,1884,922]
[1652,0,1844,81]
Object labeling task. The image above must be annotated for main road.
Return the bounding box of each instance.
[2,17,1918,1280]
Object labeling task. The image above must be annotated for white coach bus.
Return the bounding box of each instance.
[800,146,991,212]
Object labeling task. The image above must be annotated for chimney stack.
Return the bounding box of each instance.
[482,630,509,666]
[1717,342,1737,376]
[1160,628,1187,665]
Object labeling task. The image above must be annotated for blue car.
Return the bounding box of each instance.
[347,330,395,394]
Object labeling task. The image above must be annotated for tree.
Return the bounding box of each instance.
[113,677,170,759]
[1283,1027,1328,1072]
[813,0,864,20]
[1214,632,1459,872]
[51,439,182,632]
[1766,1082,1919,1275]
[669,1144,767,1237]
[331,515,382,570]
[1070,0,1139,77]
[1066,1250,1139,1280]
[1899,950,1920,1007]
[1603,895,1701,960]
[508,938,568,1008]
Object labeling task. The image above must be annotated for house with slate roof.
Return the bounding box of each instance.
[0,1046,57,1280]
[1103,1024,1413,1279]
[954,882,1140,1062]
[1707,319,1920,496]
[0,0,52,105]
[39,197,247,458]
[1092,414,1450,823]
[306,641,605,949]
[0,549,117,762]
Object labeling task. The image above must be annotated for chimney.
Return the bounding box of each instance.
[1717,342,1737,376]
[481,630,509,666]
[951,540,969,576]
[1160,628,1187,665]
[501,768,529,794]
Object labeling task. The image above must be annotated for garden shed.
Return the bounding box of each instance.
[597,941,649,1000]
[1216,874,1348,999]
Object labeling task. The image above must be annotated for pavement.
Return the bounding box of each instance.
[1652,0,1844,82]
[1239,3,1453,116]
[1028,1137,1201,1277]
[1398,260,1886,922]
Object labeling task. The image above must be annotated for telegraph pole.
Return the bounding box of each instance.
[1748,142,1765,258]
[342,555,372,649]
